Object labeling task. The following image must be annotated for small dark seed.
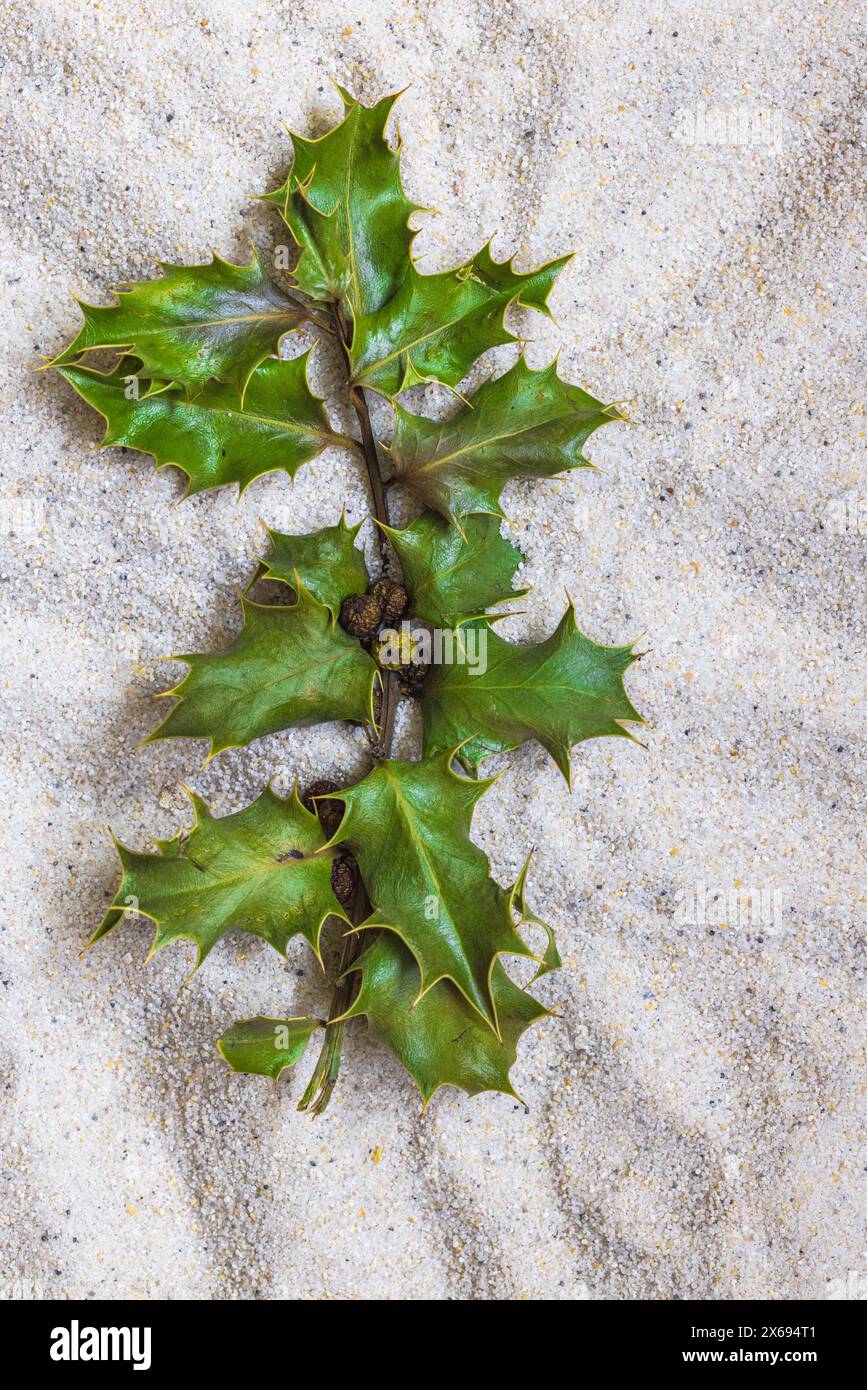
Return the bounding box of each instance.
[369,578,408,625]
[331,855,358,907]
[397,662,430,697]
[339,592,382,639]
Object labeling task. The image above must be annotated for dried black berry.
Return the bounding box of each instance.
[369,577,408,625]
[331,855,358,907]
[397,662,430,697]
[339,592,382,639]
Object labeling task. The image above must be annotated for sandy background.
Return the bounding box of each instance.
[0,0,864,1300]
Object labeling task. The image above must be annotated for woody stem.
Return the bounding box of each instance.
[297,303,400,1116]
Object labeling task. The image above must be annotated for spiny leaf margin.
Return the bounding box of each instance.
[92,783,349,971]
[52,248,307,401]
[146,582,379,762]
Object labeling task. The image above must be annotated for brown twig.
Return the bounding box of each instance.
[298,302,401,1115]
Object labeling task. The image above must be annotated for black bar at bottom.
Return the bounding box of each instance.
[0,1297,858,1374]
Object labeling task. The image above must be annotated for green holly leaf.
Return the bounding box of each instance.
[382,510,526,628]
[261,85,419,317]
[512,855,561,981]
[148,584,378,760]
[56,352,346,497]
[218,1015,323,1081]
[328,753,538,1032]
[389,356,622,529]
[340,933,548,1107]
[254,515,369,622]
[421,609,643,784]
[350,244,570,398]
[271,179,347,309]
[91,786,346,967]
[51,250,306,399]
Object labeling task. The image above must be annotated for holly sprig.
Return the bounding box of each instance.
[56,82,643,1114]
